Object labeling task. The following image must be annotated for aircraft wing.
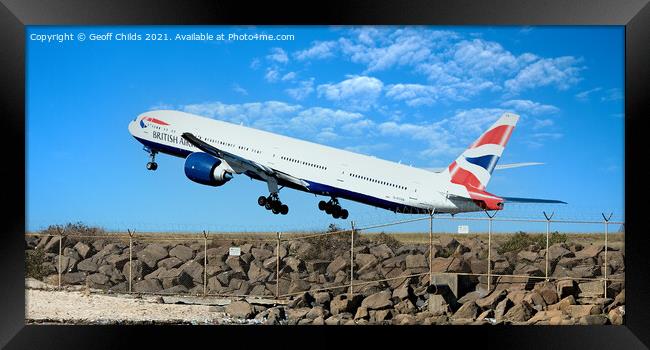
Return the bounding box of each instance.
[426,162,544,173]
[181,132,310,190]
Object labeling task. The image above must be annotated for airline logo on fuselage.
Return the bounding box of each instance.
[140,116,170,128]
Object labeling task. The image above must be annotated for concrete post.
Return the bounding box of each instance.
[203,230,208,296]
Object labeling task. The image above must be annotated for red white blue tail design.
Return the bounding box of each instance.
[446,113,519,191]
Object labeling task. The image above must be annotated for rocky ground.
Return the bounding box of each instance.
[24,232,625,325]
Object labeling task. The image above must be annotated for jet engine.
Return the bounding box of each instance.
[184,152,233,186]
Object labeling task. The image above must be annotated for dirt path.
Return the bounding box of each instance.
[25,288,256,325]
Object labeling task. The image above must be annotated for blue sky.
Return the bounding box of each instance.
[26,26,624,233]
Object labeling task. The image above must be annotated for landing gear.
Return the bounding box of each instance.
[318,198,348,220]
[145,148,158,171]
[258,194,288,215]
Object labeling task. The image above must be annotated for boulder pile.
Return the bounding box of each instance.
[24,234,625,325]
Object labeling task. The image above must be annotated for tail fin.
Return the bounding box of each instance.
[446,112,519,191]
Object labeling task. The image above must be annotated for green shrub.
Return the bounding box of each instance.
[25,249,48,280]
[372,232,402,252]
[497,231,567,254]
[41,222,105,237]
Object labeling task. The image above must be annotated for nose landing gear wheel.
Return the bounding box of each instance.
[258,196,267,206]
[146,162,158,171]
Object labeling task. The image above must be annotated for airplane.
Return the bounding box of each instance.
[128,110,565,220]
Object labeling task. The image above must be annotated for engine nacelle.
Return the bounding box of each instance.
[184,152,233,187]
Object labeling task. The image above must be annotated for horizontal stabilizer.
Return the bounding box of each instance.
[426,162,543,173]
[502,196,567,204]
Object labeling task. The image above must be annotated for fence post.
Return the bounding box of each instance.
[57,226,64,289]
[543,211,554,281]
[276,231,281,299]
[128,229,134,293]
[602,213,613,299]
[483,210,498,292]
[428,211,434,288]
[203,230,208,296]
[350,221,355,296]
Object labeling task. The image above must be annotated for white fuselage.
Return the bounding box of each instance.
[128,110,476,214]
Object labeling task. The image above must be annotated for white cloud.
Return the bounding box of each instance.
[249,58,261,70]
[500,99,559,115]
[317,76,384,111]
[505,56,583,93]
[285,78,315,100]
[281,72,297,81]
[232,84,248,96]
[532,118,554,129]
[601,88,623,102]
[264,68,280,82]
[575,87,602,101]
[266,47,288,63]
[385,84,439,106]
[294,41,337,60]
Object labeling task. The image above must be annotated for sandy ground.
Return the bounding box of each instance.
[25,282,274,324]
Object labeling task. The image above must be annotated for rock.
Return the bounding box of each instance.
[571,265,599,278]
[225,301,254,319]
[169,245,194,261]
[458,290,482,304]
[527,310,564,324]
[73,242,92,259]
[54,255,77,273]
[428,294,449,316]
[157,257,183,270]
[286,307,311,321]
[579,314,608,325]
[355,253,379,269]
[136,244,168,269]
[504,300,535,322]
[99,265,124,283]
[283,257,304,272]
[85,273,110,289]
[158,268,194,289]
[251,248,273,262]
[229,279,251,295]
[548,295,576,312]
[438,236,459,250]
[547,244,574,262]
[76,259,99,273]
[575,244,604,259]
[160,285,189,294]
[370,309,393,322]
[225,256,246,273]
[180,260,204,283]
[608,307,624,325]
[517,250,539,262]
[122,260,145,281]
[305,306,328,320]
[274,245,288,260]
[330,294,361,315]
[369,244,394,260]
[405,254,427,269]
[206,276,223,292]
[395,299,416,314]
[476,289,507,309]
[393,313,417,325]
[567,305,601,318]
[288,279,311,294]
[450,301,478,320]
[313,292,331,307]
[247,261,271,283]
[578,281,604,297]
[392,283,411,300]
[262,257,277,271]
[354,307,369,320]
[382,255,407,268]
[43,236,64,254]
[326,256,349,276]
[533,281,559,305]
[104,254,129,270]
[447,257,471,273]
[495,298,514,321]
[556,279,576,298]
[523,292,546,311]
[133,279,162,293]
[325,316,342,325]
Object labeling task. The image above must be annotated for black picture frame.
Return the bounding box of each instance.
[2,0,648,348]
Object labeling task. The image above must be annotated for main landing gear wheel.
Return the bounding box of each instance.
[259,194,289,215]
[145,148,158,171]
[318,198,349,220]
